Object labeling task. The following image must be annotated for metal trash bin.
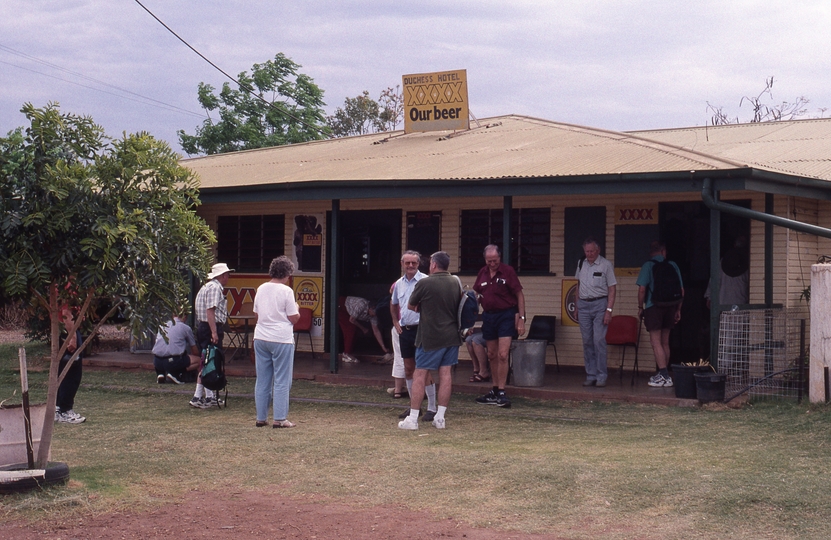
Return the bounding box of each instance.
[510,339,547,387]
[130,329,155,354]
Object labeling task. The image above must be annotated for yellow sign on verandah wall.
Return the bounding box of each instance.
[225,275,324,337]
[561,279,579,327]
[403,69,469,133]
[292,277,323,318]
[293,276,323,336]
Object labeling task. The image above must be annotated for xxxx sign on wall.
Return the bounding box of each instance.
[615,204,658,225]
[403,69,469,133]
[293,277,323,336]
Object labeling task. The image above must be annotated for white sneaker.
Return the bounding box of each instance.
[56,410,85,424]
[341,353,359,363]
[66,410,86,422]
[648,373,674,387]
[398,416,419,430]
[203,396,223,408]
[432,417,446,429]
[157,374,165,384]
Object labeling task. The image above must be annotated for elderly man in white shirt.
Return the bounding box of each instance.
[575,237,617,387]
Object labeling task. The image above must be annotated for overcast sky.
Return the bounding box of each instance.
[2,1,830,155]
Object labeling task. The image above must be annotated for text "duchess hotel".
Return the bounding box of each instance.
[403,69,469,133]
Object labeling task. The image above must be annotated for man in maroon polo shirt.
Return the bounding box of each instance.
[473,244,526,408]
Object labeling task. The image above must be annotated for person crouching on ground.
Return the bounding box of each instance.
[152,310,200,385]
[338,296,393,363]
[253,256,300,428]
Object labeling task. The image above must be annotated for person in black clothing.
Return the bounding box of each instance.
[56,306,86,424]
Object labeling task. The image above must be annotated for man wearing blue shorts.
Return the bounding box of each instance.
[473,245,526,408]
[391,250,438,421]
[398,251,461,430]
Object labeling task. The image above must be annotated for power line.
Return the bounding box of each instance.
[0,44,205,120]
[133,0,327,137]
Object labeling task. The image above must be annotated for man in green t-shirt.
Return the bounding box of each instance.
[398,251,461,431]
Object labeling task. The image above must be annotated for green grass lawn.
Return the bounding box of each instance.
[3,342,831,539]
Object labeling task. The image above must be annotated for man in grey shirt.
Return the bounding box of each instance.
[152,314,200,384]
[575,237,617,387]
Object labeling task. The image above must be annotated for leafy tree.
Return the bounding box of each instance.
[0,103,214,466]
[178,53,329,155]
[326,91,381,137]
[377,85,405,132]
[707,77,815,125]
[327,86,405,138]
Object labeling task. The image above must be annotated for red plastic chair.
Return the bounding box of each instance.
[293,308,315,358]
[606,315,641,385]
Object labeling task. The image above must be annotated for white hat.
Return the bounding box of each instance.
[207,263,234,280]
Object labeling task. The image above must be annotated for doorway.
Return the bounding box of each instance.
[659,201,750,363]
[334,209,402,355]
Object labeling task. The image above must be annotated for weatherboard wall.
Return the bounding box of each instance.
[195,189,820,369]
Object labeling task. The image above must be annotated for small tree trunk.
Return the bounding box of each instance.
[19,347,35,468]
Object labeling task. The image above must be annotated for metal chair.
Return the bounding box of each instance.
[525,315,560,372]
[605,315,641,385]
[293,307,315,358]
[225,302,255,362]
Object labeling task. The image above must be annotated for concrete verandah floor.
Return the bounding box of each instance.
[85,347,697,407]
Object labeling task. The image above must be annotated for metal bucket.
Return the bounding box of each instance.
[511,340,547,387]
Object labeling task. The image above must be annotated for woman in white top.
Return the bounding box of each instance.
[253,256,301,428]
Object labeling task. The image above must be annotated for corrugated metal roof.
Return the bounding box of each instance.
[630,118,831,182]
[183,115,760,189]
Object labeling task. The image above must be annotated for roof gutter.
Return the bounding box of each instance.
[198,168,753,204]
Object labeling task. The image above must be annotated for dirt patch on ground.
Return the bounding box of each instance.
[3,489,565,539]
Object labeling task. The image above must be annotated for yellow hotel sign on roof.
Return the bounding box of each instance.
[403,69,469,133]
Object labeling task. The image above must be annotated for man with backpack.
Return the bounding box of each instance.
[636,241,685,388]
[190,262,233,408]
